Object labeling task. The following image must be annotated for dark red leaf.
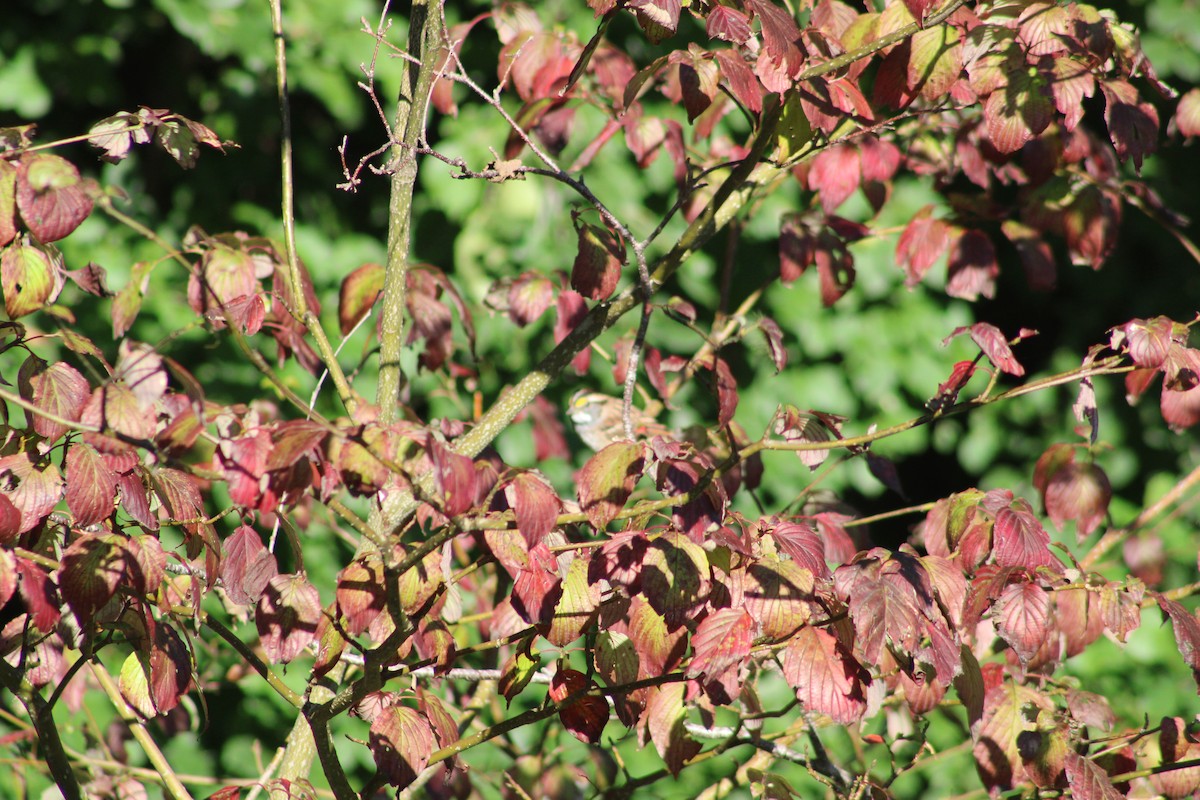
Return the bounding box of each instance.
[555,289,590,374]
[1102,78,1159,170]
[993,504,1059,570]
[994,581,1050,664]
[505,471,561,549]
[571,220,625,301]
[946,229,999,301]
[430,439,476,518]
[1157,596,1200,685]
[769,520,829,578]
[16,557,61,632]
[66,442,117,527]
[707,5,751,43]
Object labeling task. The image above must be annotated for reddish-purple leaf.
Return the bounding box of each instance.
[0,549,15,608]
[774,406,842,470]
[59,533,125,620]
[630,0,681,43]
[14,153,94,242]
[1064,752,1124,800]
[505,471,561,549]
[571,220,625,301]
[20,359,88,444]
[16,558,61,632]
[993,504,1059,570]
[555,289,590,374]
[782,626,868,725]
[66,442,117,527]
[0,452,64,535]
[337,262,383,336]
[1158,596,1200,685]
[430,440,476,518]
[149,624,192,714]
[834,553,924,664]
[994,582,1050,664]
[808,145,861,213]
[1102,78,1159,170]
[688,607,753,681]
[256,573,321,664]
[946,229,999,300]
[550,669,609,744]
[758,317,787,373]
[336,555,386,637]
[769,521,829,578]
[578,441,645,529]
[1161,347,1200,431]
[1043,460,1111,539]
[713,50,762,114]
[707,5,751,43]
[371,703,436,788]
[956,322,1025,376]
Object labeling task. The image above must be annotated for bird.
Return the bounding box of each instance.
[567,390,671,451]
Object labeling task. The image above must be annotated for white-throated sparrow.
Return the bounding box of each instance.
[567,390,671,451]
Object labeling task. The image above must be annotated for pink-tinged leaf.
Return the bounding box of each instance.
[1176,88,1200,138]
[505,471,561,549]
[256,573,321,664]
[1064,752,1124,800]
[507,272,555,326]
[16,557,61,632]
[371,703,436,788]
[335,555,386,636]
[0,549,15,608]
[630,0,681,42]
[672,46,721,123]
[1102,78,1159,170]
[645,682,700,776]
[707,5,751,43]
[946,229,999,301]
[994,582,1050,664]
[191,245,257,311]
[571,220,624,301]
[769,521,829,578]
[14,153,94,242]
[709,355,738,427]
[0,452,64,535]
[88,112,139,163]
[959,322,1025,376]
[59,533,126,620]
[1043,461,1111,539]
[641,533,711,627]
[858,136,901,182]
[550,669,609,744]
[688,607,753,681]
[774,406,843,470]
[337,262,383,336]
[758,317,787,373]
[1161,347,1200,431]
[993,504,1059,570]
[66,442,117,527]
[1049,57,1095,132]
[578,441,645,529]
[866,454,906,498]
[19,358,89,443]
[974,681,1054,792]
[808,145,861,213]
[1157,596,1200,686]
[1151,717,1200,798]
[555,289,590,374]
[782,626,868,725]
[1063,185,1121,270]
[750,0,802,69]
[1120,316,1175,368]
[896,207,950,286]
[903,0,937,22]
[2,239,63,318]
[123,534,166,596]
